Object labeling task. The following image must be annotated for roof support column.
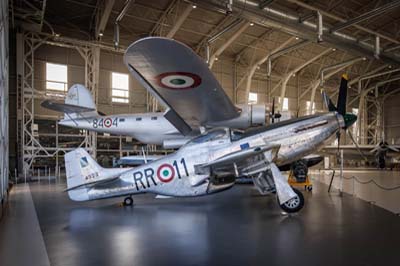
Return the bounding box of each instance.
[242,36,295,104]
[278,48,332,110]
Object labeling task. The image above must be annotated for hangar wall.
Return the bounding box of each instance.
[384,94,400,145]
[0,0,9,216]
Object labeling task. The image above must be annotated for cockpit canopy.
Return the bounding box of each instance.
[185,128,247,147]
[188,128,229,145]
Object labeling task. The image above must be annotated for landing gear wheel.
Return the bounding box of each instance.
[123,196,134,206]
[307,185,313,191]
[277,188,304,213]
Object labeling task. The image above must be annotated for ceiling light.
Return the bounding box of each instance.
[215,57,218,61]
[295,37,299,40]
[55,33,60,37]
[99,32,104,37]
[332,48,336,51]
[192,4,197,8]
[250,22,254,26]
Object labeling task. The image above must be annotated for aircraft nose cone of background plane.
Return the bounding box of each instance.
[343,113,357,128]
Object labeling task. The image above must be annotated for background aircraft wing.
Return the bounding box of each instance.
[124,37,240,134]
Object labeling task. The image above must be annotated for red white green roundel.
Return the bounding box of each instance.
[104,118,112,128]
[155,72,201,90]
[157,164,175,183]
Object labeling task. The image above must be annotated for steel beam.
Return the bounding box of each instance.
[277,48,332,110]
[241,36,295,104]
[197,0,400,65]
[308,57,365,114]
[95,0,116,38]
[330,1,400,33]
[287,0,400,45]
[209,21,250,68]
[266,39,310,76]
[166,3,193,38]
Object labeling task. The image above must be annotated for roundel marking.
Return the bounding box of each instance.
[155,72,201,90]
[157,164,175,183]
[104,118,113,128]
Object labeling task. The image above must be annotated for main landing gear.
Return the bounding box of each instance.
[123,196,134,206]
[253,170,305,213]
[277,188,305,213]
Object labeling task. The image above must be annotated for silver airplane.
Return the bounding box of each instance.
[64,74,356,213]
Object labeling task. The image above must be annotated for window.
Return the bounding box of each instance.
[249,92,258,104]
[151,117,157,120]
[136,117,142,121]
[280,97,289,111]
[112,72,129,103]
[306,101,315,115]
[46,63,68,92]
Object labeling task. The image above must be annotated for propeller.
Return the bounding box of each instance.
[270,97,281,124]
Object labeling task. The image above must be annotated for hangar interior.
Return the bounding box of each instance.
[1,0,400,266]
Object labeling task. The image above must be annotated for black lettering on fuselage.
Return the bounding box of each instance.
[133,171,146,191]
[144,168,157,187]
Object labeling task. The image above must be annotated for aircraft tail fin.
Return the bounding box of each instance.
[64,148,103,201]
[64,84,98,119]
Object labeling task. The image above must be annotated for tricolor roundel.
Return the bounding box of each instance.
[104,118,112,128]
[157,164,175,182]
[155,72,201,90]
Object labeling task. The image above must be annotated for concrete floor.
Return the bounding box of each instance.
[313,169,400,213]
[1,179,400,266]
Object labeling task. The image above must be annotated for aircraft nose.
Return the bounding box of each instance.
[343,113,357,129]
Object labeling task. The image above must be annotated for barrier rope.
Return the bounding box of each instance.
[343,175,400,191]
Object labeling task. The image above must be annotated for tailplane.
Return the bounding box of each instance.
[64,84,98,119]
[41,84,99,121]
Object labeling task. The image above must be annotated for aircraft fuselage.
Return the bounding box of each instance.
[69,112,343,201]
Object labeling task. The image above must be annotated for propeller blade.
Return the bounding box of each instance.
[336,131,341,155]
[337,74,348,115]
[272,98,275,123]
[347,130,368,161]
[387,145,400,153]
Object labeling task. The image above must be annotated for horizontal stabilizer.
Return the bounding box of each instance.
[64,176,120,192]
[41,100,96,114]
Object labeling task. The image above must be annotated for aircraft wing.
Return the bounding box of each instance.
[124,37,240,134]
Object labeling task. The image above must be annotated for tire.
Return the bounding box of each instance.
[278,188,304,213]
[123,197,133,206]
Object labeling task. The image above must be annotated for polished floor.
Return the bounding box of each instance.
[1,180,400,266]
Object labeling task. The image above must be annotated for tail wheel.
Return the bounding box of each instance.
[277,188,304,213]
[123,196,134,206]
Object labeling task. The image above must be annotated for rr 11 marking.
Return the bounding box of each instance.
[93,117,118,128]
[132,158,189,191]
